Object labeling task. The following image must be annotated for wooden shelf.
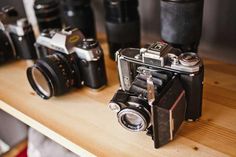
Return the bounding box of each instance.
[0,41,236,157]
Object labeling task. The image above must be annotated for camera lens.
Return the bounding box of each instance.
[104,0,140,60]
[0,30,15,64]
[118,108,149,132]
[117,96,150,132]
[61,0,96,38]
[27,53,81,99]
[34,0,62,32]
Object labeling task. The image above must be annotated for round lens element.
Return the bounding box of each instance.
[118,108,149,132]
[27,66,53,99]
[124,113,143,126]
[31,67,51,97]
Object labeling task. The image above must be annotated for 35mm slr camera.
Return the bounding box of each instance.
[27,27,107,99]
[109,42,204,148]
[0,6,37,64]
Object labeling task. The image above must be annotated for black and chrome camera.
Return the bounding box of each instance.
[0,6,37,64]
[109,42,204,148]
[26,27,107,99]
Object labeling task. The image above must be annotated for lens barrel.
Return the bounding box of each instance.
[117,96,151,132]
[34,0,63,32]
[27,53,81,99]
[104,0,140,60]
[61,0,96,38]
[118,107,150,132]
[160,0,204,52]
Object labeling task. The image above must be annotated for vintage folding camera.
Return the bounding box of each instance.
[109,41,204,148]
[0,6,37,64]
[26,27,107,99]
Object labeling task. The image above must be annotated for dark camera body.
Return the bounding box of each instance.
[27,27,107,99]
[104,0,140,60]
[61,0,96,38]
[109,42,204,148]
[0,6,37,64]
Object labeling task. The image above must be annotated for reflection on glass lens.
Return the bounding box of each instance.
[119,109,147,132]
[32,67,51,97]
[124,113,143,126]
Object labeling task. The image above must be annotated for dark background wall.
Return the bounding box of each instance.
[0,0,236,63]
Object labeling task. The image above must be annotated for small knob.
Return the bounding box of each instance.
[179,53,200,67]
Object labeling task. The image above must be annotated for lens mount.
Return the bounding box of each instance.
[118,108,149,132]
[27,65,53,99]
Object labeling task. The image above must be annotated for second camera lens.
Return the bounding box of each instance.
[61,0,96,38]
[34,0,62,32]
[104,0,141,60]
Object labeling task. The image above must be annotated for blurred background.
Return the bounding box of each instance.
[1,0,235,63]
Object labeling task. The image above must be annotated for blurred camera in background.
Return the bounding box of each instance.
[0,6,37,64]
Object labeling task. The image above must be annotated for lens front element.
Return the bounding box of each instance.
[118,108,149,132]
[31,67,51,97]
[27,66,53,99]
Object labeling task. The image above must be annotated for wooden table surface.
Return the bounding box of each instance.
[0,40,236,157]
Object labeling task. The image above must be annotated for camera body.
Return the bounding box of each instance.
[27,27,107,99]
[109,42,204,148]
[0,6,37,64]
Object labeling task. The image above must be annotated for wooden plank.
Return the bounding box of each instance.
[201,99,236,131]
[179,120,236,156]
[203,84,236,109]
[204,68,236,92]
[0,99,230,157]
[204,59,236,76]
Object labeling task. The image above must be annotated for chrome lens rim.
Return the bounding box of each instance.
[27,65,53,99]
[118,108,148,132]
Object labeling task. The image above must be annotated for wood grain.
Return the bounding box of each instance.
[0,41,236,156]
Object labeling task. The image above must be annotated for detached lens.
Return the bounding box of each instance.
[104,0,140,60]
